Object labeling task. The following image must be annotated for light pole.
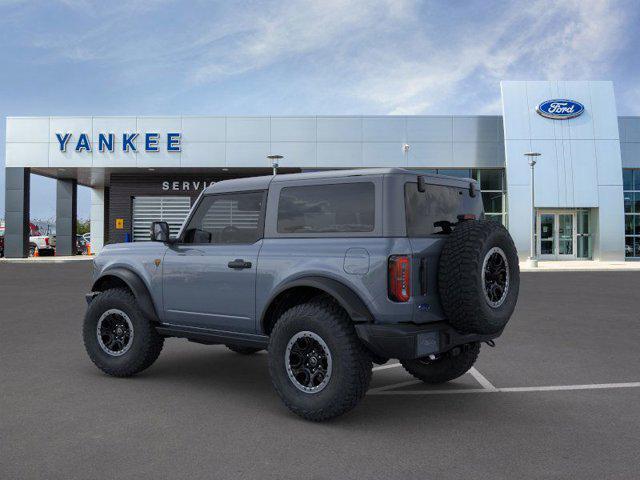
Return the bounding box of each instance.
[525,152,541,267]
[267,154,283,176]
[402,144,410,164]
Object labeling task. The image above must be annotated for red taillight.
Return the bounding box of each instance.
[44,237,49,246]
[388,255,411,302]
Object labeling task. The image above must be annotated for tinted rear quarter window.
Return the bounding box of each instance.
[277,182,375,233]
[405,182,477,236]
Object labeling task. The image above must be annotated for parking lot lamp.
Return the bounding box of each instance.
[525,152,541,267]
[267,155,283,176]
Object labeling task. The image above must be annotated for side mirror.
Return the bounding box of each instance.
[150,221,170,242]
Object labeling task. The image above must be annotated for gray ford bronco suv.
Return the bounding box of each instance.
[84,168,519,421]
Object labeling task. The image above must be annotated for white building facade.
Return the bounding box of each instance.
[4,80,640,260]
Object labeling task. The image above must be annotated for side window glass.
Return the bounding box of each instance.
[277,182,375,234]
[183,192,264,244]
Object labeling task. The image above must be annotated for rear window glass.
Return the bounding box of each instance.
[277,183,375,234]
[405,182,466,236]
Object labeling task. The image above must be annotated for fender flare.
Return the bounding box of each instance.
[92,267,159,322]
[261,276,374,329]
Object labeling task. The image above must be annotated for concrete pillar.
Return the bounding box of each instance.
[90,187,105,254]
[55,179,77,256]
[4,168,30,258]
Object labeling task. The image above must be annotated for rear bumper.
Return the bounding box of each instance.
[355,322,501,360]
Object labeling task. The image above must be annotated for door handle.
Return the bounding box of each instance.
[228,259,252,269]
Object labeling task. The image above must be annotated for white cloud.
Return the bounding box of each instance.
[348,0,630,113]
[10,0,635,114]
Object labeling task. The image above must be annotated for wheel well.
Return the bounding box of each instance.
[262,286,336,335]
[93,275,132,294]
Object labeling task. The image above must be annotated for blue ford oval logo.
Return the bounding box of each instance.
[536,99,584,120]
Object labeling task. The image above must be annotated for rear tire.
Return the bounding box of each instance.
[226,345,263,355]
[400,342,480,384]
[83,288,164,377]
[268,299,372,421]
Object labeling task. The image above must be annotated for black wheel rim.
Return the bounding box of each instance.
[96,309,134,356]
[285,331,332,394]
[482,247,509,308]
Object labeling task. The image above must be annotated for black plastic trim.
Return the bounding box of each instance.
[156,324,269,348]
[91,267,159,322]
[355,322,502,360]
[261,276,374,330]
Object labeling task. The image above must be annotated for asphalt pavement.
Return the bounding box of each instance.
[1,263,639,479]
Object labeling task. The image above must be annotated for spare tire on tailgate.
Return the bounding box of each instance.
[438,219,519,334]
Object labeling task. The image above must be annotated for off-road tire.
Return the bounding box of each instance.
[401,342,480,384]
[83,288,164,377]
[226,345,263,355]
[438,220,519,334]
[268,298,372,421]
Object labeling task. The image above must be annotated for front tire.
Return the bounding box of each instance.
[400,342,480,384]
[83,288,164,377]
[268,299,372,421]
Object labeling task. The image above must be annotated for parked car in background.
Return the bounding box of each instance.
[0,225,5,257]
[82,233,91,243]
[29,223,56,256]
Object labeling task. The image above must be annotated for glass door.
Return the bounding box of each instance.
[536,211,577,260]
[538,213,555,258]
[557,213,575,258]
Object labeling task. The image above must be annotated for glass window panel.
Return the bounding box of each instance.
[636,216,640,236]
[625,237,635,258]
[624,193,634,213]
[479,169,503,191]
[485,214,504,225]
[185,192,263,244]
[577,235,591,259]
[404,183,466,236]
[471,169,480,181]
[482,192,503,213]
[623,169,634,190]
[635,192,640,213]
[635,170,640,190]
[541,240,554,255]
[625,215,634,235]
[277,183,375,234]
[578,210,589,234]
[437,169,471,178]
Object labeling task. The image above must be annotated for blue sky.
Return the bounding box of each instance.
[1,0,639,220]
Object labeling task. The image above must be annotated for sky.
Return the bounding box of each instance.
[1,0,639,220]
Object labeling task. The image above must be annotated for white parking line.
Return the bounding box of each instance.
[368,382,640,396]
[368,379,422,394]
[372,362,402,372]
[371,363,497,391]
[468,367,497,391]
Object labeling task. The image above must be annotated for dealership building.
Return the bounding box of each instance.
[3,80,640,260]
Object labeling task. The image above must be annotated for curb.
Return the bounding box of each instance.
[0,257,93,264]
